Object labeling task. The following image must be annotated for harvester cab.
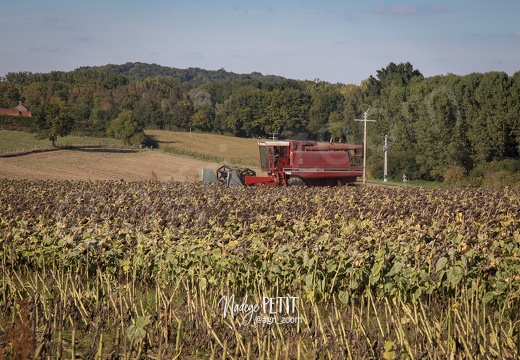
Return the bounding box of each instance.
[259,141,290,172]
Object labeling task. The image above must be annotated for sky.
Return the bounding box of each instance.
[1,0,519,85]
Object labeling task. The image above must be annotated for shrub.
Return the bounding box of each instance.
[481,170,520,188]
[107,110,144,146]
[442,165,468,186]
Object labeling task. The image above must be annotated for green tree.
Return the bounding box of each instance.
[106,110,144,145]
[306,82,343,138]
[190,108,214,131]
[170,100,194,130]
[0,84,21,108]
[339,84,364,143]
[468,72,511,163]
[507,71,520,158]
[189,87,215,131]
[365,62,423,99]
[31,97,74,146]
[264,88,309,138]
[413,85,460,179]
[220,85,266,137]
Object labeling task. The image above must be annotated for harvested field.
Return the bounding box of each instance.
[0,130,262,182]
[0,148,220,182]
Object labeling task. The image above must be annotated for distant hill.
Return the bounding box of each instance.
[79,62,286,85]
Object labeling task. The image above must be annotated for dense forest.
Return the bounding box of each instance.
[1,62,519,185]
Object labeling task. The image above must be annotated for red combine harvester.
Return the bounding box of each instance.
[202,139,364,186]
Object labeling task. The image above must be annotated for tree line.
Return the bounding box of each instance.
[0,62,519,184]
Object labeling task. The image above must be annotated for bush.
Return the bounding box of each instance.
[471,159,520,177]
[443,165,468,186]
[469,159,520,188]
[481,171,520,188]
[129,132,145,146]
[107,110,144,146]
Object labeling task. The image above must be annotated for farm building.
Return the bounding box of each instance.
[0,101,32,117]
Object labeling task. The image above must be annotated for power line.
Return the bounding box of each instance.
[355,106,377,186]
[384,135,388,182]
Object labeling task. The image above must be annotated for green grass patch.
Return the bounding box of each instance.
[0,130,122,152]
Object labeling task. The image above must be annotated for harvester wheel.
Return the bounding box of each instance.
[216,165,233,184]
[287,177,305,187]
[238,168,256,181]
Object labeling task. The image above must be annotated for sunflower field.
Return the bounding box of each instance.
[1,179,519,359]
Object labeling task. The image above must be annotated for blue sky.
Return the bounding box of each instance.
[1,0,519,84]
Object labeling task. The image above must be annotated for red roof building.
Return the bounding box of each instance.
[0,101,32,117]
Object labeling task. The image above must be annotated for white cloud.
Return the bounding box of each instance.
[430,5,445,12]
[23,16,64,24]
[74,37,91,43]
[373,6,421,15]
[30,46,70,53]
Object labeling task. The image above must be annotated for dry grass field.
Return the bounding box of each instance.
[0,148,221,181]
[0,130,261,181]
[145,129,260,167]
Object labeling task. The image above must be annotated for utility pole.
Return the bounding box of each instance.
[383,135,388,182]
[355,107,377,186]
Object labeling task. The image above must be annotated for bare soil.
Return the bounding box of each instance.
[0,148,222,182]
